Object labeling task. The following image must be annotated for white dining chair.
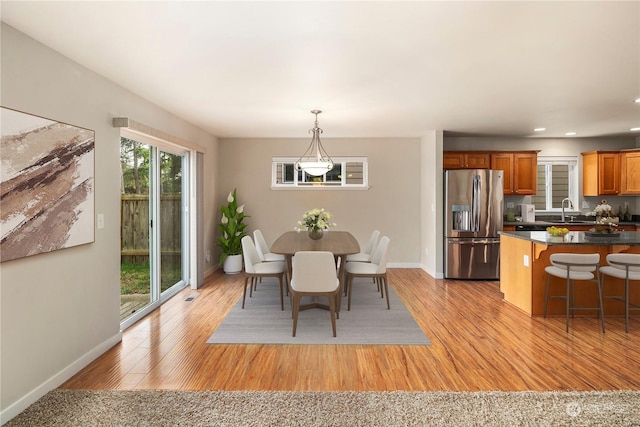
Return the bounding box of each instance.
[253,229,286,262]
[600,253,640,333]
[345,236,391,311]
[346,230,380,262]
[241,236,287,310]
[290,251,340,337]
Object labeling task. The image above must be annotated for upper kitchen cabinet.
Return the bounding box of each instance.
[490,151,538,195]
[582,151,620,196]
[621,149,640,195]
[443,151,491,169]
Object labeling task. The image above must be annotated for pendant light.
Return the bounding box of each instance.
[295,110,334,176]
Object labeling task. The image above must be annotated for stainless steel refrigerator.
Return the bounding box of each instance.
[444,169,504,279]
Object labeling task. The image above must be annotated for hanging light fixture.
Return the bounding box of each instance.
[295,110,334,176]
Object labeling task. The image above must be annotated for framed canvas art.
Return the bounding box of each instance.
[0,107,95,262]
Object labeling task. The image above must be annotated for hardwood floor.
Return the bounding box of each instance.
[62,269,640,391]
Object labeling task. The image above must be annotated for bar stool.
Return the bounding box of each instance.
[600,253,640,333]
[544,253,604,333]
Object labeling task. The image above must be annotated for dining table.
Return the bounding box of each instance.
[270,230,360,312]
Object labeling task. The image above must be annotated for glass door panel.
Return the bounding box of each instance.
[159,151,184,293]
[120,138,154,321]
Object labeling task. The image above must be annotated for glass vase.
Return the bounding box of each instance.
[308,228,324,240]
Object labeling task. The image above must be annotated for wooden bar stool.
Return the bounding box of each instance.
[600,253,640,333]
[544,253,604,333]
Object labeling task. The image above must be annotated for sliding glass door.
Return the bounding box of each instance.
[120,137,189,328]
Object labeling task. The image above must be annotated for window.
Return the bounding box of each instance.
[272,157,368,189]
[532,156,578,211]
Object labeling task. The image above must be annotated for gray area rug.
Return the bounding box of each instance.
[207,278,431,345]
[6,389,640,426]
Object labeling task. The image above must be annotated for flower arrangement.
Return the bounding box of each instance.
[216,189,249,264]
[586,199,618,224]
[296,208,336,232]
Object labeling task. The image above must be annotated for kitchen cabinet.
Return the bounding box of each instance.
[582,151,620,196]
[621,149,640,195]
[443,152,490,169]
[490,151,538,195]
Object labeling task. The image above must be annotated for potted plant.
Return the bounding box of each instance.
[217,189,248,274]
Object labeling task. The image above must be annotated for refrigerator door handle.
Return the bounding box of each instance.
[472,175,481,232]
[447,239,500,245]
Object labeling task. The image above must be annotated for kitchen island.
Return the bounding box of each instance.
[499,230,640,316]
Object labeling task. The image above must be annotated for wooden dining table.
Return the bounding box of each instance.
[270,230,360,312]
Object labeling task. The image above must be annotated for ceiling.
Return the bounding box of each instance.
[2,1,640,140]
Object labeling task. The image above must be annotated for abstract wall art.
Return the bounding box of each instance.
[1,107,95,262]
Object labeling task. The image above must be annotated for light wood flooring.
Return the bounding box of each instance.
[62,269,640,391]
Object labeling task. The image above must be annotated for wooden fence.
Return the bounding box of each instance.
[121,194,182,265]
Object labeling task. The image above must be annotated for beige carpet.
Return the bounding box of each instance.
[5,389,640,426]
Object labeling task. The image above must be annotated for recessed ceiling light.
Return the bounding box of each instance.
[634,98,640,103]
[534,128,546,132]
[631,127,640,132]
[565,132,577,136]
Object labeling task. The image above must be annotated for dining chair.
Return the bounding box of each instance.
[253,229,286,262]
[290,251,340,337]
[241,236,287,310]
[345,236,391,311]
[346,229,380,262]
[600,253,640,333]
[544,253,604,333]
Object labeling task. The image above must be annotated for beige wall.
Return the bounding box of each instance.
[0,23,218,421]
[216,137,423,267]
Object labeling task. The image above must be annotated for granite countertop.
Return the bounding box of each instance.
[503,220,639,227]
[500,230,640,245]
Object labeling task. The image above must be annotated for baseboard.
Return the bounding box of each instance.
[387,262,421,268]
[420,264,443,279]
[0,331,122,426]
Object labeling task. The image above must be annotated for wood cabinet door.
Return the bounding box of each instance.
[465,153,491,169]
[443,152,466,169]
[490,153,514,194]
[443,152,490,169]
[598,152,620,195]
[621,151,640,194]
[513,153,537,195]
[583,151,620,196]
[582,152,599,196]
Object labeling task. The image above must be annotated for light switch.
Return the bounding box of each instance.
[523,255,529,267]
[506,202,514,208]
[97,214,105,229]
[582,201,590,209]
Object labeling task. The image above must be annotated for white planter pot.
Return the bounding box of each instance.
[223,254,243,274]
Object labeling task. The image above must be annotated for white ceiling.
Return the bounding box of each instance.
[2,1,640,140]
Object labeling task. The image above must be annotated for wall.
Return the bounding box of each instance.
[216,137,423,268]
[0,24,218,422]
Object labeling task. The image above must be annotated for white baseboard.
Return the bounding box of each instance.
[0,332,122,426]
[387,262,421,268]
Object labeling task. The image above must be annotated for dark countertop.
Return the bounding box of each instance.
[503,220,639,227]
[500,230,640,245]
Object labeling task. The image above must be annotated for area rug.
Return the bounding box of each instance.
[206,278,431,345]
[6,389,640,426]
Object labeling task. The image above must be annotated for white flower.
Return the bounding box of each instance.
[227,191,234,203]
[297,208,335,231]
[237,204,244,214]
[221,214,228,224]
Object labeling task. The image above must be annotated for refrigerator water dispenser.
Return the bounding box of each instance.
[452,205,470,231]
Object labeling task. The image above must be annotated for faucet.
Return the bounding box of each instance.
[561,198,573,222]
